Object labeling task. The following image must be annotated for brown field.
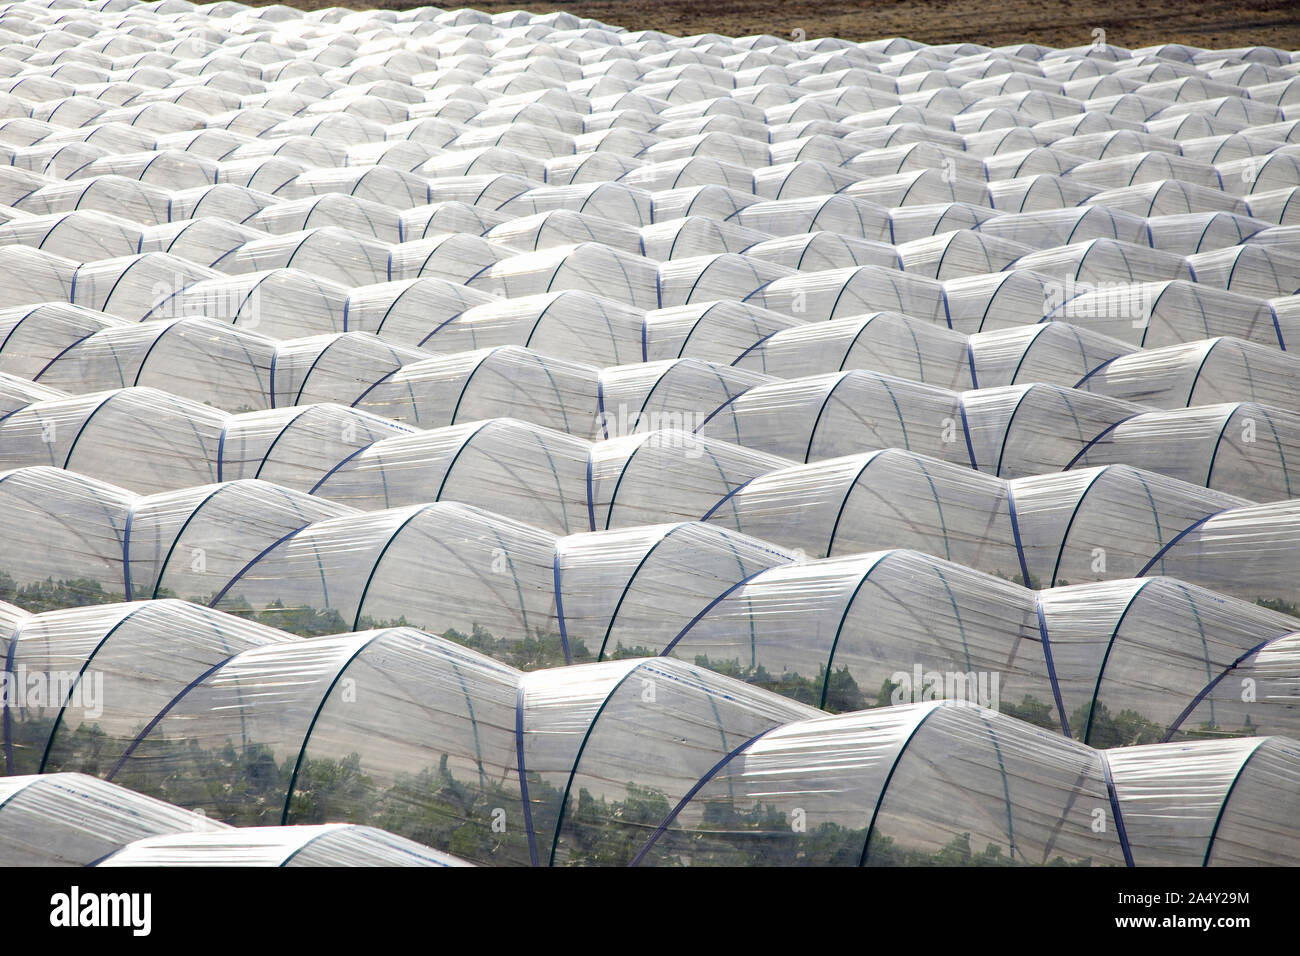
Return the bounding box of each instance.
[261,0,1300,51]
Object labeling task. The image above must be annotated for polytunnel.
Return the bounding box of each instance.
[0,209,144,261]
[417,290,646,365]
[1107,737,1300,866]
[552,522,794,660]
[843,168,992,209]
[583,429,788,528]
[596,357,770,440]
[987,148,1113,193]
[0,246,77,309]
[1146,498,1300,608]
[386,231,513,284]
[693,371,1151,477]
[663,548,1056,718]
[0,386,226,492]
[1053,280,1287,348]
[1249,223,1300,254]
[53,591,1252,870]
[696,368,970,463]
[259,333,429,410]
[942,268,1077,333]
[311,417,593,531]
[640,128,771,168]
[0,773,229,866]
[738,231,903,273]
[658,545,1300,737]
[655,252,793,307]
[1011,238,1197,285]
[246,193,403,242]
[275,165,431,209]
[982,146,1086,184]
[210,226,392,286]
[138,216,265,268]
[706,449,1262,587]
[422,144,546,182]
[341,276,495,345]
[167,182,276,225]
[1068,403,1300,501]
[109,641,830,866]
[842,140,982,180]
[0,373,59,417]
[31,316,278,409]
[217,403,413,489]
[648,183,760,223]
[0,392,422,495]
[1246,186,1300,225]
[0,466,133,599]
[960,383,1142,476]
[0,0,1293,870]
[76,149,220,191]
[147,268,350,338]
[1008,464,1251,587]
[0,464,337,602]
[746,263,948,322]
[68,251,219,320]
[1066,151,1225,193]
[1035,576,1300,744]
[1145,211,1270,255]
[637,216,767,262]
[0,303,127,379]
[620,156,754,195]
[483,208,643,256]
[753,159,863,200]
[2,599,293,775]
[634,701,1129,867]
[424,173,541,212]
[708,448,1023,570]
[466,242,660,308]
[1187,243,1300,297]
[398,200,507,241]
[5,450,1294,660]
[641,300,800,363]
[727,194,891,240]
[95,824,472,867]
[76,626,534,862]
[352,345,598,433]
[967,322,1134,388]
[207,501,561,656]
[496,182,654,226]
[15,174,173,225]
[729,311,976,388]
[975,205,1150,251]
[1088,179,1250,218]
[446,124,575,164]
[896,229,1033,279]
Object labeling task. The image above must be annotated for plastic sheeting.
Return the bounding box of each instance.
[96,824,472,867]
[5,609,1298,866]
[0,773,226,866]
[5,367,1300,504]
[0,773,469,866]
[0,0,1294,868]
[1,471,1300,743]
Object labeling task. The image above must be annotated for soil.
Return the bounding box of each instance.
[261,0,1300,52]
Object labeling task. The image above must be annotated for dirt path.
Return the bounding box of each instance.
[270,0,1300,51]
